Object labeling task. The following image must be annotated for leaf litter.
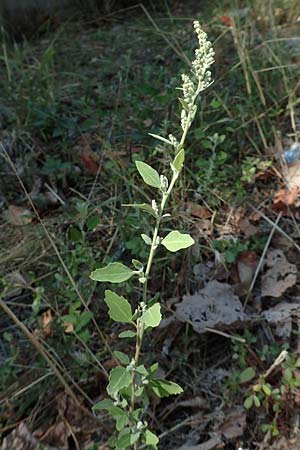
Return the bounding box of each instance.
[175,280,249,333]
[261,249,297,298]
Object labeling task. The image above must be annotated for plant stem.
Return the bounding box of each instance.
[130,81,200,447]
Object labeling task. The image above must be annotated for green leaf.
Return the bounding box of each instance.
[93,398,115,410]
[253,395,261,407]
[132,259,143,270]
[239,367,256,384]
[119,330,136,339]
[86,215,100,230]
[172,148,185,172]
[161,230,194,252]
[122,203,157,217]
[135,161,161,188]
[140,303,162,328]
[113,351,130,365]
[110,407,128,431]
[115,429,131,449]
[149,379,183,398]
[283,368,292,383]
[107,367,132,396]
[149,363,159,377]
[178,97,190,111]
[244,395,253,409]
[76,311,93,331]
[136,365,148,376]
[141,234,152,245]
[262,383,272,396]
[148,133,172,146]
[145,429,159,446]
[104,290,133,323]
[90,262,135,283]
[130,432,140,445]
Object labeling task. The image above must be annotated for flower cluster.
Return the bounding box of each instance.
[180,21,215,130]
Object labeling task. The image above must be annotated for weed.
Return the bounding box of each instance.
[227,330,300,442]
[90,21,214,449]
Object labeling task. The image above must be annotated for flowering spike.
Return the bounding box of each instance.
[180,21,215,130]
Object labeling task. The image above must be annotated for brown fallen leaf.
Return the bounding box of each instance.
[237,217,258,238]
[38,394,100,448]
[79,148,100,176]
[187,202,212,219]
[5,205,33,226]
[41,309,54,338]
[64,322,74,334]
[237,250,258,293]
[194,219,213,237]
[261,249,297,298]
[273,186,300,208]
[286,160,300,189]
[220,15,233,27]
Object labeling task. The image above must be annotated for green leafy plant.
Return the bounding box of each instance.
[241,156,272,183]
[90,21,214,449]
[227,331,300,441]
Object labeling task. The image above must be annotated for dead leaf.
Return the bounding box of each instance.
[39,394,100,448]
[220,15,233,27]
[143,118,153,128]
[269,436,300,450]
[177,436,222,450]
[0,423,57,450]
[263,302,300,338]
[40,420,69,450]
[237,250,258,292]
[41,309,54,338]
[237,217,258,238]
[187,202,212,219]
[273,186,300,208]
[64,322,74,334]
[261,249,297,297]
[79,149,100,176]
[4,271,28,297]
[286,160,300,189]
[194,219,213,237]
[5,205,33,226]
[175,281,248,333]
[217,407,246,440]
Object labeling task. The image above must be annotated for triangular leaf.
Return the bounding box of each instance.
[122,203,157,217]
[90,262,135,283]
[149,379,183,398]
[140,303,161,328]
[145,429,159,446]
[161,230,194,252]
[136,161,161,188]
[107,367,132,396]
[104,290,133,323]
